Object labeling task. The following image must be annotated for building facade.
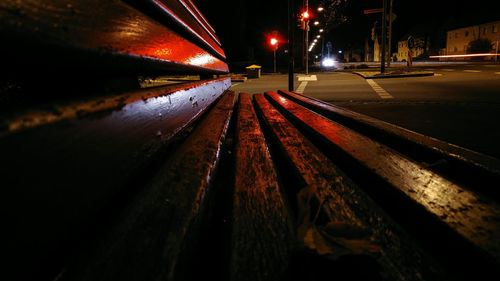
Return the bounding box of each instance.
[396,38,427,62]
[446,20,500,59]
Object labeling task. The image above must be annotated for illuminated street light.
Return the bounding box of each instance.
[316,35,321,38]
[313,39,318,43]
[314,21,319,25]
[318,7,324,12]
[319,29,324,33]
[269,37,278,73]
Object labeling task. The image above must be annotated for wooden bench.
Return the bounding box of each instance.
[2,1,500,281]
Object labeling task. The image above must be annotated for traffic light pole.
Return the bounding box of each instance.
[273,48,277,73]
[380,0,387,73]
[305,22,309,74]
[305,0,309,75]
[288,0,294,91]
[387,0,393,67]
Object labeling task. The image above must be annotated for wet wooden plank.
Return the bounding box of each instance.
[276,89,500,197]
[2,78,231,281]
[0,0,228,74]
[59,91,236,281]
[231,93,291,281]
[253,94,448,281]
[265,91,500,272]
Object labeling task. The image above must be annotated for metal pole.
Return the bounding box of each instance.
[288,0,294,91]
[495,40,498,62]
[273,48,277,73]
[305,23,309,74]
[305,0,309,74]
[380,0,387,73]
[387,0,393,67]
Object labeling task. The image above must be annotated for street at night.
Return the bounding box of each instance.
[2,1,500,281]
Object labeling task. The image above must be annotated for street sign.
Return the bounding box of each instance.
[364,8,384,14]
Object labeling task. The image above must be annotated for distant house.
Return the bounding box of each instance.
[344,49,363,62]
[396,37,428,62]
[446,20,500,60]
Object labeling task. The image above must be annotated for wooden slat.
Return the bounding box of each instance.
[231,93,290,281]
[133,0,225,60]
[265,91,500,270]
[59,91,237,281]
[277,89,500,192]
[0,0,228,74]
[2,78,230,281]
[253,94,448,281]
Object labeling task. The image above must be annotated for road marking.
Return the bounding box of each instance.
[441,69,455,71]
[298,75,317,81]
[295,81,308,93]
[231,83,241,87]
[464,70,481,73]
[495,72,500,75]
[434,73,443,76]
[366,79,393,99]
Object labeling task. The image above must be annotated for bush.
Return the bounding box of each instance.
[467,38,493,54]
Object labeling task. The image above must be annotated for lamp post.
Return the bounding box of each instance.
[303,7,310,74]
[288,0,294,91]
[270,38,278,73]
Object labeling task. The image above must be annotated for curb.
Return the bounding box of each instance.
[352,71,435,79]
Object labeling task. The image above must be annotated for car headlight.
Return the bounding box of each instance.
[322,58,336,67]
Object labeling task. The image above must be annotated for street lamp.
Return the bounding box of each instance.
[270,37,278,73]
[314,21,319,25]
[318,7,324,12]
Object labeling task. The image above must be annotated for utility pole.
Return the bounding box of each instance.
[380,0,387,73]
[387,0,393,67]
[496,39,499,63]
[288,0,294,91]
[274,48,277,72]
[305,0,309,74]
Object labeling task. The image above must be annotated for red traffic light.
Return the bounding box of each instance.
[270,38,278,46]
[302,10,310,19]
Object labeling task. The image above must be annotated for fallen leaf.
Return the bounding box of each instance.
[296,187,380,260]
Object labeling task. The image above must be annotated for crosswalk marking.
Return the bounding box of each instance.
[298,75,317,81]
[366,79,393,99]
[295,81,308,93]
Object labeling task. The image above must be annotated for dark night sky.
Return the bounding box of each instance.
[194,0,500,70]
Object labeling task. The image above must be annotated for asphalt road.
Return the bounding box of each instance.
[230,62,500,158]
